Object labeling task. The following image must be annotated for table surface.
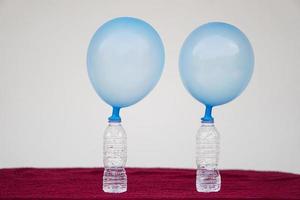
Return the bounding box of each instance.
[0,168,300,199]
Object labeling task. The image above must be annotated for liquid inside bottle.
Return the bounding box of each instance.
[196,121,221,192]
[103,122,127,193]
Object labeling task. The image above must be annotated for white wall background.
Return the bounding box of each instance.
[1,0,300,173]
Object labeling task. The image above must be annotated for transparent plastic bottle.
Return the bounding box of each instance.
[103,122,127,193]
[196,121,221,192]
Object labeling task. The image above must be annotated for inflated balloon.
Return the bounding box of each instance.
[179,22,254,121]
[87,17,165,121]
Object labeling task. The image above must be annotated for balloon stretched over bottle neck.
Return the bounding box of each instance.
[201,105,214,123]
[108,107,121,122]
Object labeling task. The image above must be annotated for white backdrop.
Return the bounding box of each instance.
[1,0,299,173]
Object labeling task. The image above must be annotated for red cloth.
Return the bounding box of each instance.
[0,168,300,199]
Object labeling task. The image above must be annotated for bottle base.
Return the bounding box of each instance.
[103,167,127,193]
[196,185,220,193]
[196,168,221,192]
[103,185,127,193]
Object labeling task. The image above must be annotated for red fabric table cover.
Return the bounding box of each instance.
[0,168,300,199]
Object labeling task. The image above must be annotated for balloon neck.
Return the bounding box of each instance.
[201,105,214,123]
[108,107,121,122]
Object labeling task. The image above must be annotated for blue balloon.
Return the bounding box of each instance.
[87,17,165,121]
[179,22,254,121]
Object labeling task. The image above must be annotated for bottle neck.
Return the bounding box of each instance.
[108,121,122,126]
[201,121,215,127]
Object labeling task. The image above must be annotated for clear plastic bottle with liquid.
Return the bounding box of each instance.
[196,120,221,192]
[103,121,127,193]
